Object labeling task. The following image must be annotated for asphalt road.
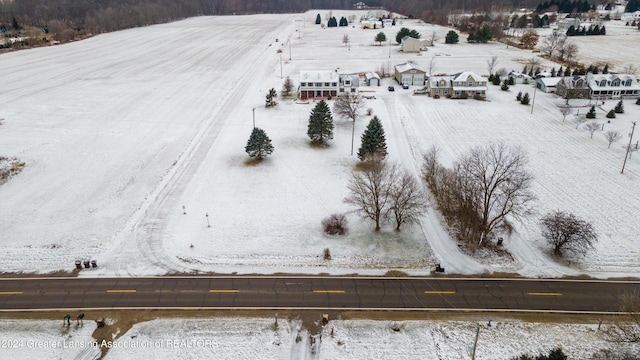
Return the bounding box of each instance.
[0,276,638,313]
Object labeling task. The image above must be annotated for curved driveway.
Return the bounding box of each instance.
[0,276,637,313]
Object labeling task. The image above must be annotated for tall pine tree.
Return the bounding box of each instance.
[245,127,274,159]
[358,116,388,161]
[307,100,334,145]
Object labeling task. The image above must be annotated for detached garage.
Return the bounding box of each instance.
[394,62,426,86]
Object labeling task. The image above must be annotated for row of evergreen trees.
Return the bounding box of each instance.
[324,15,349,27]
[536,0,592,13]
[566,24,606,36]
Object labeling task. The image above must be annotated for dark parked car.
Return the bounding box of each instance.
[388,86,395,92]
[402,83,409,89]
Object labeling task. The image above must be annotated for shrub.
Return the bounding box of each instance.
[614,100,624,113]
[516,91,522,101]
[586,105,596,119]
[458,92,469,99]
[433,94,440,99]
[473,94,485,100]
[606,109,616,118]
[322,213,348,235]
[520,92,530,105]
[323,248,331,260]
[636,98,640,105]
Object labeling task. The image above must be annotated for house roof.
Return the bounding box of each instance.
[508,71,533,79]
[537,77,561,87]
[451,71,487,83]
[427,76,452,87]
[299,70,339,82]
[365,72,380,80]
[394,62,426,74]
[587,73,640,91]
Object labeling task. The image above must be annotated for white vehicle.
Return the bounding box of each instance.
[413,87,427,95]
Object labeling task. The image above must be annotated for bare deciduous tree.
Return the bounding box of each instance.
[342,34,349,46]
[519,30,539,49]
[322,213,348,236]
[605,291,640,343]
[487,55,499,76]
[388,170,426,231]
[282,76,294,98]
[424,143,535,246]
[427,57,436,75]
[333,92,367,155]
[430,30,439,45]
[560,106,572,122]
[344,162,397,232]
[562,42,579,64]
[540,211,598,257]
[541,31,565,58]
[585,121,601,138]
[575,116,587,129]
[459,143,535,245]
[605,130,622,148]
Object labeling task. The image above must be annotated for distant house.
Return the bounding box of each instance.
[536,77,561,93]
[508,71,533,84]
[426,71,488,98]
[299,70,339,99]
[365,72,381,86]
[587,73,640,100]
[556,76,590,99]
[339,74,360,94]
[556,17,581,31]
[400,37,431,52]
[361,19,382,29]
[394,62,426,86]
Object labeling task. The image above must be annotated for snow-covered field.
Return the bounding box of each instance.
[1,317,637,359]
[1,11,639,278]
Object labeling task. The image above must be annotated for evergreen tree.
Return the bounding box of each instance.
[374,31,387,45]
[467,32,476,43]
[501,79,510,91]
[564,67,572,76]
[586,105,596,118]
[615,100,624,113]
[245,127,274,159]
[265,88,277,107]
[328,16,338,27]
[600,25,606,35]
[606,109,616,118]
[521,92,530,105]
[627,0,640,12]
[307,100,334,145]
[558,66,563,75]
[603,64,609,74]
[11,17,21,31]
[508,77,515,85]
[551,67,556,77]
[445,30,459,44]
[516,91,523,101]
[358,116,388,161]
[315,13,321,25]
[492,75,501,85]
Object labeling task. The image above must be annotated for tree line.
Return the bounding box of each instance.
[1,0,544,41]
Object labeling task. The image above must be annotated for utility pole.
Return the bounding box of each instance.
[205,213,210,228]
[530,85,537,114]
[252,108,256,128]
[280,52,283,79]
[621,121,636,174]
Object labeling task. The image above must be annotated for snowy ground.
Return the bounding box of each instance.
[0,317,637,359]
[0,11,639,278]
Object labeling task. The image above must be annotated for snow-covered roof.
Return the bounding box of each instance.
[587,73,640,90]
[394,62,426,74]
[537,77,561,87]
[508,71,532,79]
[299,70,339,82]
[365,72,380,80]
[452,71,487,83]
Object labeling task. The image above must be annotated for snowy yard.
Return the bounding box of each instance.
[0,317,637,359]
[0,11,639,278]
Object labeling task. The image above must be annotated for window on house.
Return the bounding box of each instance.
[315,82,322,87]
[351,88,356,92]
[332,82,337,86]
[344,79,351,86]
[625,79,632,86]
[435,89,439,94]
[468,81,473,87]
[612,80,620,86]
[440,80,446,86]
[324,82,330,86]
[599,80,606,87]
[339,88,344,92]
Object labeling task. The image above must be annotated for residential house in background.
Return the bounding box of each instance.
[339,74,360,94]
[400,37,431,53]
[508,70,533,84]
[536,77,561,93]
[556,76,590,99]
[394,62,426,86]
[587,73,640,100]
[299,70,339,99]
[426,71,488,98]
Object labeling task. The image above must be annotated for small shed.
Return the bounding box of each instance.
[394,62,426,86]
[536,77,561,93]
[508,71,533,84]
[365,72,381,86]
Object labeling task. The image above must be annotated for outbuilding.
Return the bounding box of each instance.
[365,72,381,86]
[394,62,426,86]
